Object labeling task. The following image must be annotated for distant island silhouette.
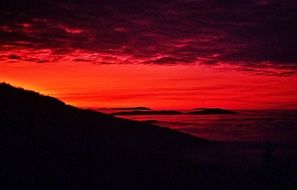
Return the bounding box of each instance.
[1,82,296,190]
[111,108,237,115]
[188,108,238,114]
[112,110,183,115]
[102,107,152,110]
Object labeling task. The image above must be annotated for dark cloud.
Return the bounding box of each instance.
[0,0,297,74]
[8,54,21,59]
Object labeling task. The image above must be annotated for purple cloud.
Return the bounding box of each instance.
[0,0,297,74]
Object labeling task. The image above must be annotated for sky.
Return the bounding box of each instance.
[1,0,297,109]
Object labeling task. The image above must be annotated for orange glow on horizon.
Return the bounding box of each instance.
[1,61,297,110]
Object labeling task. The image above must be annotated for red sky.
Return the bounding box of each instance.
[1,61,297,109]
[1,0,297,109]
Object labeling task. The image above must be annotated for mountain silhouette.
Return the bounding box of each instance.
[112,110,183,115]
[0,82,214,190]
[188,108,238,114]
[107,107,152,110]
[1,83,296,190]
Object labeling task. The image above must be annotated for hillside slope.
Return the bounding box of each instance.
[0,83,213,190]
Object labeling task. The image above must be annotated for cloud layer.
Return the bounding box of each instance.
[1,0,297,73]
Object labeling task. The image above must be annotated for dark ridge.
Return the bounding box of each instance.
[112,110,183,115]
[1,83,296,190]
[0,82,216,190]
[188,108,238,114]
[0,82,66,108]
[141,119,159,124]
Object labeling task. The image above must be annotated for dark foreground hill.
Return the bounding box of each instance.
[1,83,297,190]
[0,83,214,190]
